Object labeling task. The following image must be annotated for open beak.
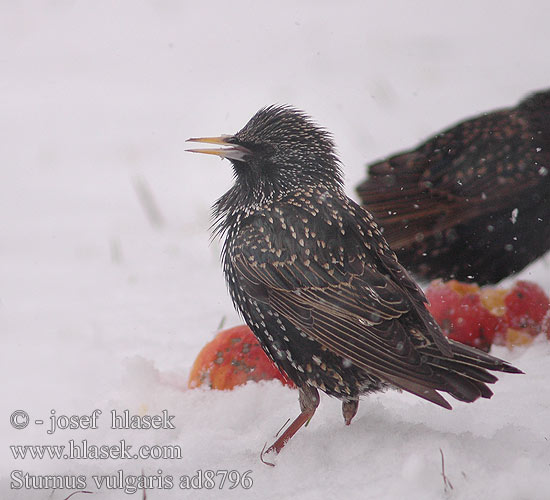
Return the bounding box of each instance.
[186,135,251,162]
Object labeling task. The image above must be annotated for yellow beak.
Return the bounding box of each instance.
[186,135,251,162]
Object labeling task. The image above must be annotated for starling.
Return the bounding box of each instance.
[187,106,521,456]
[357,90,550,285]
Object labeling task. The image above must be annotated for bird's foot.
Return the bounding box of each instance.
[260,385,319,465]
[342,399,359,426]
[261,409,316,463]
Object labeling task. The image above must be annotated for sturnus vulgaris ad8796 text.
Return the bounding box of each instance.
[187,106,521,457]
[358,90,550,285]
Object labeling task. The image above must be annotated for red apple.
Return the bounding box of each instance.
[425,279,549,350]
[188,325,294,390]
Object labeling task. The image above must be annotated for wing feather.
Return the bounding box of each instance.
[233,250,452,392]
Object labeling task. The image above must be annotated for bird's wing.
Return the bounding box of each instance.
[359,104,547,248]
[416,111,544,200]
[231,214,453,407]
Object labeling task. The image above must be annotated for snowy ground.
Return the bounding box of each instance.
[2,1,550,499]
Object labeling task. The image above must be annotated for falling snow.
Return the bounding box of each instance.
[511,208,519,224]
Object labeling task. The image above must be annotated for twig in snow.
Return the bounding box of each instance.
[133,175,165,229]
[110,238,123,264]
[141,469,147,500]
[275,418,291,437]
[439,448,454,493]
[62,491,93,500]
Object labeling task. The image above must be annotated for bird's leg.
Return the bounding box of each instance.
[342,399,359,425]
[264,385,319,456]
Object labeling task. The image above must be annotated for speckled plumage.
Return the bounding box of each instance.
[187,106,521,454]
[358,90,550,285]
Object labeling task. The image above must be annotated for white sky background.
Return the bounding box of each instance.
[1,2,549,499]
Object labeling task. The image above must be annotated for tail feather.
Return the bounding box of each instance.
[425,339,522,404]
[438,371,489,402]
[446,339,523,374]
[442,363,499,385]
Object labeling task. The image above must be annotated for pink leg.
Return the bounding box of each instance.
[263,385,319,458]
[342,399,359,425]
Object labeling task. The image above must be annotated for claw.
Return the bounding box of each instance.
[260,442,275,467]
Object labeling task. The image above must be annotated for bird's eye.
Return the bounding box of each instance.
[227,136,259,153]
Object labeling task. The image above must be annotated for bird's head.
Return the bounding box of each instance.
[187,105,343,199]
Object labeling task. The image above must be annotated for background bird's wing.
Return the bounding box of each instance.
[358,94,549,248]
[232,219,454,407]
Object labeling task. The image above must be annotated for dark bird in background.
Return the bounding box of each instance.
[357,90,550,285]
[187,106,521,457]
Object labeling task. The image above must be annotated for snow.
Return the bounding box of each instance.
[2,1,550,499]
